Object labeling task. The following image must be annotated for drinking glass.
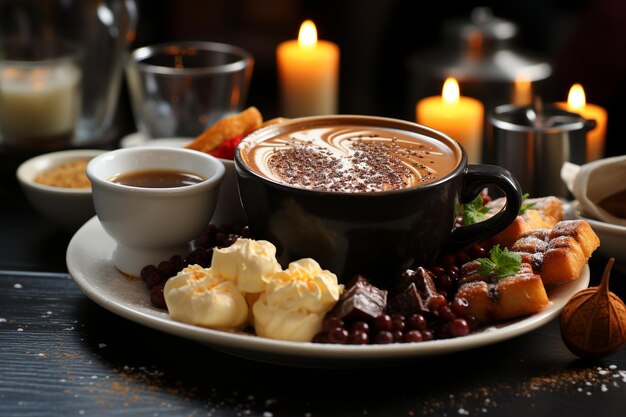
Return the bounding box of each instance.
[125,41,254,139]
[0,0,138,145]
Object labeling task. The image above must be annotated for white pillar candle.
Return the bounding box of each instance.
[416,78,484,164]
[0,63,81,143]
[276,20,340,118]
[555,83,608,162]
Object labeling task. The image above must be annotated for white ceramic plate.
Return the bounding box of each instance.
[66,216,590,367]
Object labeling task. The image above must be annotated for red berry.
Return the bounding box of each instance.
[149,284,167,309]
[430,266,446,277]
[403,330,423,343]
[421,329,434,341]
[391,314,405,331]
[374,314,392,332]
[427,294,447,312]
[438,305,456,322]
[349,330,370,345]
[451,297,469,316]
[351,321,370,333]
[450,318,470,337]
[140,264,157,282]
[375,331,394,344]
[327,327,349,344]
[407,313,427,331]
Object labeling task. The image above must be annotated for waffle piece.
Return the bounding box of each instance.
[486,196,564,248]
[511,220,600,286]
[456,261,549,323]
[550,219,600,258]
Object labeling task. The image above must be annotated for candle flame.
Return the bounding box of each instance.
[567,83,586,110]
[442,77,460,104]
[298,20,318,48]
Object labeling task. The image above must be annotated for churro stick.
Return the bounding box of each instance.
[260,117,290,128]
[185,106,263,153]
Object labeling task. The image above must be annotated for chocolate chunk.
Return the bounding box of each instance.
[396,267,437,298]
[388,268,438,315]
[387,282,428,316]
[330,275,387,323]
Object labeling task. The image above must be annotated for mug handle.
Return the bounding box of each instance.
[442,164,523,253]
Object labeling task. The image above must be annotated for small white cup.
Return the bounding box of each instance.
[86,146,225,277]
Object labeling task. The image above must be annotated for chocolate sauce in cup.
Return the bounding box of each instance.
[235,115,522,286]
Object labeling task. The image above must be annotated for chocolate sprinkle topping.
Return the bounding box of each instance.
[267,137,438,192]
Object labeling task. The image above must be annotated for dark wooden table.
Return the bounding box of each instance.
[2,160,626,417]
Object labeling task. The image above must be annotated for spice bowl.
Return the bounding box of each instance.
[16,149,107,233]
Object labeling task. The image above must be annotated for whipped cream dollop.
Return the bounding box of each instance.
[253,258,343,342]
[164,264,248,330]
[211,238,281,293]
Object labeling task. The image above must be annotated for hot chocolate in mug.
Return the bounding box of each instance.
[235,115,522,286]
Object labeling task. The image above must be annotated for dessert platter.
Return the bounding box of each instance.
[67,108,601,367]
[66,215,589,367]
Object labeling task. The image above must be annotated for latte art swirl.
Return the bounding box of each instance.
[240,125,459,193]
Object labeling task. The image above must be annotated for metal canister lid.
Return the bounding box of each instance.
[408,7,551,83]
[443,7,518,50]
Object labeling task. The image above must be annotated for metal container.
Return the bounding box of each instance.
[406,8,552,161]
[488,104,595,198]
[407,7,552,107]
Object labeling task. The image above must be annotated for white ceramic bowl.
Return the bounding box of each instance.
[86,146,225,277]
[565,155,626,227]
[16,149,107,233]
[119,132,246,227]
[576,211,626,268]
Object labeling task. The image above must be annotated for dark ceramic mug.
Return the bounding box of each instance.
[235,115,522,287]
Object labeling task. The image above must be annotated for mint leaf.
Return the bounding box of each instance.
[518,193,537,216]
[476,245,522,281]
[463,194,490,225]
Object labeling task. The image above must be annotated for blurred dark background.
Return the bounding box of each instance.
[130,0,626,156]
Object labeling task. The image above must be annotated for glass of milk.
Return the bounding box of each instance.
[0,37,82,150]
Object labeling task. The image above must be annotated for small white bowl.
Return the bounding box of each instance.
[16,149,107,233]
[86,146,225,277]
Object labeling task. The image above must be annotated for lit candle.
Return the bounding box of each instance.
[512,74,532,106]
[276,20,339,117]
[555,83,608,162]
[416,78,484,164]
[0,64,80,146]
